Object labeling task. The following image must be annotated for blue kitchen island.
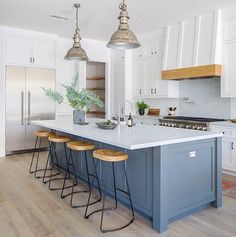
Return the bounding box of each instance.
[33,118,222,233]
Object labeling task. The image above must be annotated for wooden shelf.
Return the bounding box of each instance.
[87,87,105,91]
[87,76,105,81]
[87,111,106,115]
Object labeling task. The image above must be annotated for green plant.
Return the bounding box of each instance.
[136,101,149,110]
[42,73,104,111]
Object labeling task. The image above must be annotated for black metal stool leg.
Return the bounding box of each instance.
[29,136,38,173]
[112,162,118,209]
[123,161,135,221]
[100,162,108,233]
[65,149,101,208]
[85,160,135,233]
[34,137,42,178]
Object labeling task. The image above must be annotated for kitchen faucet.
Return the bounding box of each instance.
[117,99,133,124]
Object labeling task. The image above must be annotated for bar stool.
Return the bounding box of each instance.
[29,130,54,178]
[44,134,73,197]
[84,149,135,233]
[62,140,102,207]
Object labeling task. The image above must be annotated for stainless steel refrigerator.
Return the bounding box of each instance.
[6,66,56,153]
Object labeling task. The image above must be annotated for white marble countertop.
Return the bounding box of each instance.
[32,118,222,150]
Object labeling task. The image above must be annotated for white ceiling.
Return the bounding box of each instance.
[0,0,235,41]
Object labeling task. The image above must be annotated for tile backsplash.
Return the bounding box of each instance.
[142,77,232,119]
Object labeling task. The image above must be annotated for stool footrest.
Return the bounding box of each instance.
[61,187,87,199]
[71,197,102,209]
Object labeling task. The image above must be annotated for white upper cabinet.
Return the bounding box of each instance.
[163,10,221,71]
[133,32,179,98]
[6,36,32,65]
[222,6,236,97]
[32,40,56,67]
[6,35,56,68]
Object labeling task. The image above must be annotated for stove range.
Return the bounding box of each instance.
[159,116,226,131]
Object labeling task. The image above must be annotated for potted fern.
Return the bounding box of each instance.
[42,73,104,125]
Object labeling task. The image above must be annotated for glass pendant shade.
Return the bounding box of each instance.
[107,0,140,49]
[65,3,89,61]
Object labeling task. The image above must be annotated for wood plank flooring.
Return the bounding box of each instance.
[0,152,236,237]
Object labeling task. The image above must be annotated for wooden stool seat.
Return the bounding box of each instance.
[34,130,54,138]
[67,141,95,151]
[48,134,70,143]
[93,149,128,162]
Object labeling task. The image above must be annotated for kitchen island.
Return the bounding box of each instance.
[33,118,222,233]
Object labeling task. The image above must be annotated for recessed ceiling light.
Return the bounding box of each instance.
[137,19,143,23]
[50,15,68,21]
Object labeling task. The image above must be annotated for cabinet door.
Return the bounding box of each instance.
[32,40,56,67]
[222,138,236,171]
[133,60,145,97]
[6,36,32,65]
[146,56,167,97]
[222,42,236,97]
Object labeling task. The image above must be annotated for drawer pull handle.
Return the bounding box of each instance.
[189,151,197,159]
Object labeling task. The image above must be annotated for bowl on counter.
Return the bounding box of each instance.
[96,121,117,130]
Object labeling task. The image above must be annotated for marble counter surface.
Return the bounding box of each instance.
[32,118,222,150]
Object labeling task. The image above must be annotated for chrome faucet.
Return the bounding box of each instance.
[117,99,133,124]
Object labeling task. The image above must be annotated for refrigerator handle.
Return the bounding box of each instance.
[27,91,31,125]
[21,91,24,125]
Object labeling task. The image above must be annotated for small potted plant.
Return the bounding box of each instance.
[42,73,104,124]
[136,101,149,116]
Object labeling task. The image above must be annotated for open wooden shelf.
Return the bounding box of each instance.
[87,76,105,81]
[87,87,105,91]
[87,111,106,115]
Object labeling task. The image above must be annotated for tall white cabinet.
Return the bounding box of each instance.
[221,6,236,97]
[132,32,179,99]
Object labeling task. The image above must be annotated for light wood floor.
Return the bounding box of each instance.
[1,153,236,237]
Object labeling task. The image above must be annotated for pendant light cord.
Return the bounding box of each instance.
[74,3,80,33]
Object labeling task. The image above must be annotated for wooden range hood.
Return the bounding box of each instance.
[161,64,222,80]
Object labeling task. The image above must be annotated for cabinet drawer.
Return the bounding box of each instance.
[211,126,236,138]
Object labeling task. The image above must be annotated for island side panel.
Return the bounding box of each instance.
[152,138,219,233]
[212,137,222,208]
[152,145,169,233]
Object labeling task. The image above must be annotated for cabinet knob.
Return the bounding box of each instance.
[139,89,142,95]
[155,88,157,94]
[151,52,153,55]
[151,89,153,94]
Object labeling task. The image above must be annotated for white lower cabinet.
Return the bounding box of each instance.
[211,125,236,172]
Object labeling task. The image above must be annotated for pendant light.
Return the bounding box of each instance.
[107,0,140,49]
[65,3,89,61]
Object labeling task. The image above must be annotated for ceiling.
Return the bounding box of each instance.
[0,0,235,41]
